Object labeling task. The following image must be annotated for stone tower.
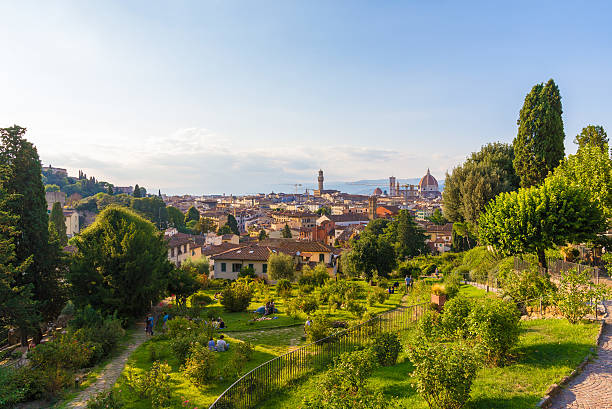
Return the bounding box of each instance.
[389,176,396,196]
[318,169,324,191]
[368,195,378,220]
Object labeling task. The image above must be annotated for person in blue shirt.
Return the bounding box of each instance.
[208,337,216,351]
[405,275,412,292]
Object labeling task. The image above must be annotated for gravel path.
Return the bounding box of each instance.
[67,322,147,408]
[548,301,612,409]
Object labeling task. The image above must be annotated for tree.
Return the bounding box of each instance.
[344,233,396,280]
[426,208,447,225]
[45,184,60,192]
[0,166,37,343]
[196,217,215,234]
[168,264,202,308]
[443,143,519,223]
[133,184,142,198]
[574,125,608,151]
[451,222,476,252]
[227,214,240,235]
[390,210,429,259]
[49,202,68,246]
[553,143,612,219]
[68,206,173,319]
[513,79,565,187]
[258,229,268,241]
[167,206,186,230]
[479,175,607,268]
[316,206,331,216]
[131,196,168,229]
[281,224,292,238]
[364,218,390,236]
[0,126,66,327]
[217,224,232,235]
[185,206,200,224]
[267,252,296,280]
[107,185,114,195]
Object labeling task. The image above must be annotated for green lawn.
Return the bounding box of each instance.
[259,318,601,409]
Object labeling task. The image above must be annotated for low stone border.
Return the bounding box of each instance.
[535,306,608,408]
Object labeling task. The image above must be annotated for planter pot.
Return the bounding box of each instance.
[431,293,447,309]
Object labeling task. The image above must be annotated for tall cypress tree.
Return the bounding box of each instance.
[513,79,565,187]
[133,184,142,198]
[0,126,66,332]
[49,202,68,246]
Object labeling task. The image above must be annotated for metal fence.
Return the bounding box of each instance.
[513,256,601,283]
[209,302,428,409]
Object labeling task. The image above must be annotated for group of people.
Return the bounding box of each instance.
[264,300,276,315]
[211,316,226,329]
[208,334,229,352]
[145,315,155,335]
[405,275,413,292]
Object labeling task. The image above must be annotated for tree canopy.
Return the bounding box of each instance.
[281,224,292,238]
[68,206,173,318]
[574,125,608,151]
[227,214,240,235]
[49,202,68,246]
[166,206,186,230]
[385,210,429,260]
[267,252,296,280]
[443,142,519,223]
[513,79,565,187]
[185,206,200,224]
[479,175,607,268]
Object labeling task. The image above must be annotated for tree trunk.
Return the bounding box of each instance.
[537,248,548,270]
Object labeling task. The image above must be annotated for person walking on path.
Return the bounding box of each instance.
[405,275,412,293]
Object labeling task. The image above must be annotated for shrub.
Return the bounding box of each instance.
[170,336,196,364]
[238,265,257,279]
[406,341,479,409]
[371,333,402,366]
[301,296,319,315]
[306,315,332,342]
[298,284,314,295]
[126,361,172,409]
[417,310,442,341]
[345,299,366,318]
[190,293,213,307]
[441,296,472,339]
[29,333,93,371]
[86,389,123,409]
[467,298,520,366]
[181,342,216,385]
[234,341,254,361]
[443,271,462,299]
[268,252,296,280]
[220,279,254,312]
[500,268,555,305]
[368,286,389,306]
[165,317,193,339]
[311,263,331,286]
[555,268,609,324]
[0,366,28,407]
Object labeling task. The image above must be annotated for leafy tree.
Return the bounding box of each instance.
[0,166,37,343]
[49,202,68,246]
[553,143,612,218]
[168,264,202,308]
[106,184,114,195]
[181,258,210,276]
[227,214,240,235]
[364,218,390,236]
[574,125,608,151]
[217,224,232,235]
[133,184,142,198]
[443,143,519,223]
[479,175,607,268]
[0,126,66,328]
[426,208,447,225]
[166,206,186,230]
[281,224,292,238]
[386,210,428,259]
[267,252,296,280]
[451,222,476,252]
[185,206,200,224]
[316,206,331,216]
[68,206,173,318]
[513,79,565,187]
[45,184,60,192]
[195,217,215,234]
[258,229,268,241]
[131,196,168,229]
[344,233,396,280]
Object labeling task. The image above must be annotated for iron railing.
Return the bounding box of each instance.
[513,256,601,283]
[209,302,428,409]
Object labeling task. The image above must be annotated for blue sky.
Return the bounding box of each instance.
[1,1,610,194]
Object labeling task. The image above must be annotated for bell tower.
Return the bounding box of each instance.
[318,169,324,191]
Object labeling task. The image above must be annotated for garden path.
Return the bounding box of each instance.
[548,300,612,409]
[66,322,148,408]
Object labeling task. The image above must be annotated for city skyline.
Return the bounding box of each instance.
[1,1,611,194]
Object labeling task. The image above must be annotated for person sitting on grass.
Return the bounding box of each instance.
[208,337,216,351]
[216,334,229,352]
[218,317,226,329]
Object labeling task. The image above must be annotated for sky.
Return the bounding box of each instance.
[1,1,611,195]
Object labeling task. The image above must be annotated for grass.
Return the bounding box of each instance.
[258,318,601,409]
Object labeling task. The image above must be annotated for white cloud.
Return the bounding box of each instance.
[39,127,455,195]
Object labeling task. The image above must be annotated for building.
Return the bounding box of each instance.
[63,209,80,237]
[43,165,68,177]
[376,204,399,219]
[418,169,441,198]
[113,186,134,195]
[313,169,339,197]
[45,191,66,211]
[319,213,369,227]
[271,210,317,230]
[368,195,377,220]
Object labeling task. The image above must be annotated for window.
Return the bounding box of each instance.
[170,248,175,257]
[221,263,226,272]
[263,263,268,273]
[319,254,325,263]
[249,263,254,270]
[232,263,242,272]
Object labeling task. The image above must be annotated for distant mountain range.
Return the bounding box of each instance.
[267,178,445,196]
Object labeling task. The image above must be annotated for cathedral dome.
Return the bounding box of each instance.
[373,187,383,196]
[418,169,438,191]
